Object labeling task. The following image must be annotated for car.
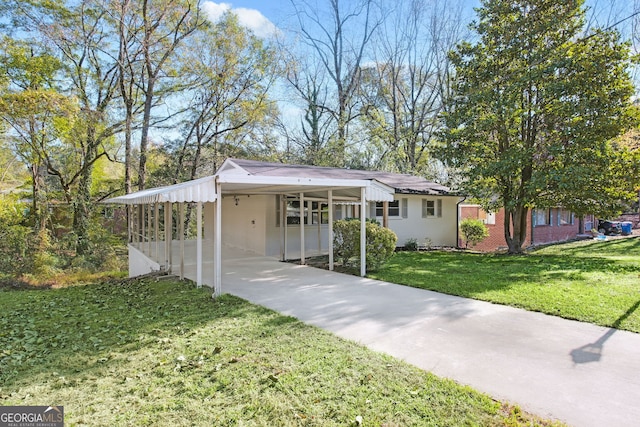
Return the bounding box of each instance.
[597,220,622,236]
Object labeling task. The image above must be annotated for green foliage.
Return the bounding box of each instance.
[333,219,397,270]
[0,280,551,426]
[370,238,640,333]
[404,238,419,251]
[440,0,638,253]
[460,218,489,248]
[0,196,30,276]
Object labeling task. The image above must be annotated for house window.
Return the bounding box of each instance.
[375,200,400,217]
[484,211,495,225]
[277,196,329,226]
[422,199,442,218]
[534,209,550,226]
[559,209,573,225]
[311,201,329,225]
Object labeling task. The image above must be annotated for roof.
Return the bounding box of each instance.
[224,158,455,196]
[104,158,452,205]
[105,176,217,205]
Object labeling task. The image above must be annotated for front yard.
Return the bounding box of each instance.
[369,237,640,333]
[0,278,559,426]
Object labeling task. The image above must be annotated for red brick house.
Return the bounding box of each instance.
[459,204,595,252]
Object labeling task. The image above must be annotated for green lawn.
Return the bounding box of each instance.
[0,278,559,426]
[369,237,640,333]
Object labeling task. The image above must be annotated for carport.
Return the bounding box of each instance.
[105,165,395,297]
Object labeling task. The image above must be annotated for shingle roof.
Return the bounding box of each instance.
[228,158,455,196]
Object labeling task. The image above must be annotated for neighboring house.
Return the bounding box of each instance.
[459,204,595,252]
[106,158,462,292]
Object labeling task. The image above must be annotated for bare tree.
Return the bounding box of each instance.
[136,0,206,190]
[360,0,465,177]
[290,0,381,167]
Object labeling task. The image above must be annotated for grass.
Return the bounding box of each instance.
[0,277,560,426]
[369,237,640,333]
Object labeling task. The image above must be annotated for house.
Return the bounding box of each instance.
[106,158,462,294]
[459,204,596,251]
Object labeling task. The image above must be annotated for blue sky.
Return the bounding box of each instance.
[202,0,636,41]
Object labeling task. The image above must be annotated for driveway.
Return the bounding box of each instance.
[222,254,640,427]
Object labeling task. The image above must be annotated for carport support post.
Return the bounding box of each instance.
[154,203,160,261]
[300,192,305,265]
[360,187,366,277]
[196,201,203,288]
[328,190,334,271]
[179,202,185,280]
[164,202,171,272]
[213,179,222,297]
[147,204,152,255]
[281,195,287,261]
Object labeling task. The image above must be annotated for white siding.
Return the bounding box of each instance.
[381,195,459,247]
[221,195,268,255]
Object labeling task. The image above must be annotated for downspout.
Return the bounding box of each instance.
[456,195,467,248]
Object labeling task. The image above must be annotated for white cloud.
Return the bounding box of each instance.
[202,2,232,22]
[202,2,279,39]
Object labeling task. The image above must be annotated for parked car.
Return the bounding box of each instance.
[597,220,622,235]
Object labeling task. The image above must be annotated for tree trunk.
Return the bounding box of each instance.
[73,131,96,256]
[504,206,528,254]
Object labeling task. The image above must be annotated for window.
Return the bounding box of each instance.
[483,211,496,225]
[277,196,329,226]
[311,201,329,225]
[559,209,573,225]
[422,199,442,218]
[375,200,400,217]
[534,209,550,226]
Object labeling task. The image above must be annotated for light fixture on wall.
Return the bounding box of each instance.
[234,196,239,206]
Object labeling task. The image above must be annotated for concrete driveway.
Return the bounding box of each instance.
[222,254,640,427]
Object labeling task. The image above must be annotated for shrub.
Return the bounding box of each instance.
[0,196,32,276]
[404,238,419,251]
[333,219,397,270]
[460,218,489,248]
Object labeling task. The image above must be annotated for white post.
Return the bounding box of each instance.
[140,205,146,252]
[317,202,321,254]
[360,187,366,277]
[196,201,203,288]
[214,179,222,297]
[154,203,160,262]
[283,196,288,261]
[179,202,185,280]
[147,204,152,255]
[328,190,334,271]
[300,193,305,265]
[164,202,171,272]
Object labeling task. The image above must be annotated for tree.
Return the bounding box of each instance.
[0,36,74,233]
[169,11,281,183]
[459,218,489,248]
[441,0,638,254]
[360,0,464,176]
[135,0,206,191]
[291,0,381,167]
[5,0,125,254]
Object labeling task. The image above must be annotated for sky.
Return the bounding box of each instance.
[201,0,637,42]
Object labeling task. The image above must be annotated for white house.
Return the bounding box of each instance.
[106,158,462,295]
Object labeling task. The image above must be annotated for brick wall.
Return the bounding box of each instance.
[460,205,583,252]
[459,205,531,251]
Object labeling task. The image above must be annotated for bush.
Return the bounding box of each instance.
[404,238,419,251]
[460,218,489,248]
[0,196,32,276]
[333,219,397,270]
